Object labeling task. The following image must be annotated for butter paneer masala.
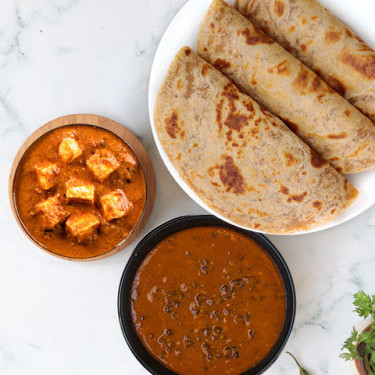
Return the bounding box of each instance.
[131,226,286,375]
[14,125,146,258]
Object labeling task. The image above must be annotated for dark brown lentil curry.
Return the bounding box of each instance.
[131,226,286,375]
[14,125,146,258]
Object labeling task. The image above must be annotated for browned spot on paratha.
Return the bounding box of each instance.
[327,132,348,139]
[342,53,375,79]
[310,76,322,92]
[288,192,307,203]
[344,110,351,117]
[267,60,290,75]
[239,28,275,46]
[201,63,213,76]
[176,79,183,90]
[165,111,184,139]
[224,113,248,131]
[279,186,289,195]
[219,83,250,132]
[247,208,269,217]
[251,127,259,137]
[210,22,215,31]
[226,130,233,142]
[259,106,273,119]
[293,66,310,93]
[284,152,298,166]
[310,149,328,168]
[184,48,191,56]
[250,73,257,85]
[274,0,285,17]
[216,99,224,131]
[313,201,323,210]
[289,25,296,32]
[209,155,245,195]
[325,31,342,42]
[213,58,231,70]
[348,143,368,158]
[243,101,255,113]
[253,223,261,229]
[263,20,271,33]
[222,82,240,101]
[316,93,326,103]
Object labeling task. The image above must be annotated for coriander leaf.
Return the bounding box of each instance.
[353,291,374,319]
[340,327,361,361]
[287,352,310,375]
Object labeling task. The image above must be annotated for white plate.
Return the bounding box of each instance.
[148,0,375,235]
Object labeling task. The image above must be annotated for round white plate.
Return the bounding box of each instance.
[148,0,375,235]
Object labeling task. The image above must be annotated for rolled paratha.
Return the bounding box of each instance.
[197,0,375,174]
[154,47,358,234]
[236,0,375,123]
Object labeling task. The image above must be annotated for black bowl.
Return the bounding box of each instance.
[118,215,296,375]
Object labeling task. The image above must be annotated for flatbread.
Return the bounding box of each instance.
[154,47,358,234]
[197,0,375,174]
[236,0,375,123]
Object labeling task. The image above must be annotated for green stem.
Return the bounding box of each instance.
[287,352,310,375]
[363,354,373,374]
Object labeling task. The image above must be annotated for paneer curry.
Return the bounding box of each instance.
[13,125,146,259]
[131,226,286,375]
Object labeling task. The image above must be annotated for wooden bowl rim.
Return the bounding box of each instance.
[8,113,156,262]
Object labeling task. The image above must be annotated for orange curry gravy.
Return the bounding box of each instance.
[14,125,146,258]
[131,226,286,375]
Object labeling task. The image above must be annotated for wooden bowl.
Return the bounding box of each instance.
[9,114,155,261]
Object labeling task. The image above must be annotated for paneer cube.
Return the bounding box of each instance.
[100,189,133,221]
[35,162,59,190]
[65,212,100,243]
[35,194,67,228]
[120,152,138,180]
[58,137,82,163]
[122,152,137,170]
[86,149,120,182]
[65,178,95,205]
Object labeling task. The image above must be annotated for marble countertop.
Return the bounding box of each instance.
[1,0,375,374]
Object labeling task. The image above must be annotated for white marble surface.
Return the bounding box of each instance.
[1,0,375,374]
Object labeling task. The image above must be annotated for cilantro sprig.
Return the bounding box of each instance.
[340,291,375,374]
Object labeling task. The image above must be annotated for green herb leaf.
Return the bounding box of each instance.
[287,352,310,375]
[340,327,360,361]
[340,291,375,372]
[353,291,375,319]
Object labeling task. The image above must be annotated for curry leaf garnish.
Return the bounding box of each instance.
[287,352,310,375]
[340,291,375,374]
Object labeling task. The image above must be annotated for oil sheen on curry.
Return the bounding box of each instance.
[14,125,146,258]
[131,227,286,375]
